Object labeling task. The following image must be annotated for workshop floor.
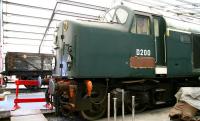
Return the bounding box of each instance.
[97,107,171,121]
[0,92,46,111]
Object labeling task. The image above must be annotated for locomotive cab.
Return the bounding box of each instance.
[103,6,167,75]
[54,6,168,78]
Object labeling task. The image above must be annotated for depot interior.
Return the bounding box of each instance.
[0,0,200,121]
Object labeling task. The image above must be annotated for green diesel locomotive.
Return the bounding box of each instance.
[48,5,200,120]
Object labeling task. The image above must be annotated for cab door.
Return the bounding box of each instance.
[153,17,166,66]
[153,16,167,74]
[129,13,156,77]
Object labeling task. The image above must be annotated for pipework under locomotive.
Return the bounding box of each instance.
[46,5,200,120]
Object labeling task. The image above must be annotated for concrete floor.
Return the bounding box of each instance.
[43,107,171,121]
[97,107,171,121]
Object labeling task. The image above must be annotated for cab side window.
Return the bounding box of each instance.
[113,8,128,24]
[180,34,191,43]
[131,15,150,35]
[104,9,115,22]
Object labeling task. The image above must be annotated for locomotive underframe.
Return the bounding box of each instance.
[49,76,200,120]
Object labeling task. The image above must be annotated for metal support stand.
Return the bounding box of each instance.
[132,96,135,121]
[122,89,125,121]
[107,93,110,121]
[107,90,135,121]
[113,98,117,121]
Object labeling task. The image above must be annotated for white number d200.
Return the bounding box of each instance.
[136,49,151,56]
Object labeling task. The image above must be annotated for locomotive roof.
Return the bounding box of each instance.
[164,17,200,34]
[120,5,200,34]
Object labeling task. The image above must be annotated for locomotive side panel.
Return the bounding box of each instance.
[77,27,131,77]
[70,23,156,78]
[166,31,192,77]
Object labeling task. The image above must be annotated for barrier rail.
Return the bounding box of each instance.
[12,80,52,111]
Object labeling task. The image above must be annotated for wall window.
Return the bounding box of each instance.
[131,15,150,35]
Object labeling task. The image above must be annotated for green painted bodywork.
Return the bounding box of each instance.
[166,31,192,77]
[54,6,200,79]
[74,26,155,78]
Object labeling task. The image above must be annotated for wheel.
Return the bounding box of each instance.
[126,92,148,113]
[80,83,107,121]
